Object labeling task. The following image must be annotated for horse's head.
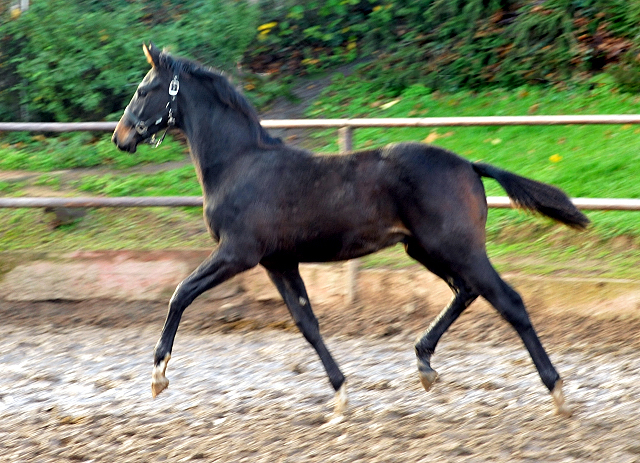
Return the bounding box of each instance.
[112,43,179,153]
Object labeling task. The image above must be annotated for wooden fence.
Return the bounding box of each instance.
[2,116,640,210]
[2,116,640,303]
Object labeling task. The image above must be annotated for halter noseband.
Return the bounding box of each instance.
[124,73,180,147]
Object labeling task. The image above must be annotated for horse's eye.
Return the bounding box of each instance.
[137,89,148,98]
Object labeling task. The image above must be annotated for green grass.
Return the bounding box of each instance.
[0,132,187,171]
[0,207,209,252]
[76,165,201,197]
[0,181,26,194]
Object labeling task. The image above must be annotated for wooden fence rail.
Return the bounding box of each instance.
[4,114,640,132]
[2,196,640,210]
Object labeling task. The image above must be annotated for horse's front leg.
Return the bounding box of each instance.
[152,245,257,397]
[264,264,347,417]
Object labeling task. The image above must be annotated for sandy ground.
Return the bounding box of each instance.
[1,295,640,462]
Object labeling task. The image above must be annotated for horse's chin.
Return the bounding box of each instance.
[111,128,140,153]
[115,142,138,154]
[112,136,138,153]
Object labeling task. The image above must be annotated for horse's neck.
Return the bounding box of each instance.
[180,100,257,194]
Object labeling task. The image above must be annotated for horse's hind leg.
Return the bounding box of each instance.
[264,264,347,416]
[415,289,477,390]
[407,236,570,415]
[465,255,571,416]
[406,241,478,391]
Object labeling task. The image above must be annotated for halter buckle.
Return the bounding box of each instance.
[168,77,180,97]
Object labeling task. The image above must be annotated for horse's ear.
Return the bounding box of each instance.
[143,42,160,67]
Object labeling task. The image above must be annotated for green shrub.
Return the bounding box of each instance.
[0,0,260,122]
[606,47,640,93]
[247,0,640,93]
[246,0,374,74]
[0,0,147,122]
[3,0,640,125]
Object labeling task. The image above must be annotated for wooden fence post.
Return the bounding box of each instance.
[338,127,359,305]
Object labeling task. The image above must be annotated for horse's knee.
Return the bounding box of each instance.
[504,284,524,306]
[168,282,186,308]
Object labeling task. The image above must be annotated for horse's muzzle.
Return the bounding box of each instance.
[112,120,139,153]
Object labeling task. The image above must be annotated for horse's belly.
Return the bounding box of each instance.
[293,225,411,262]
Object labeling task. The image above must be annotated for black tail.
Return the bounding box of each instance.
[473,162,590,230]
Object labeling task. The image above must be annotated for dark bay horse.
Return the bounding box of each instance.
[113,43,589,417]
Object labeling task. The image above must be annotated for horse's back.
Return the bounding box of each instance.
[298,141,489,242]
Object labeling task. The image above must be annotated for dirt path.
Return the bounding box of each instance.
[1,301,640,462]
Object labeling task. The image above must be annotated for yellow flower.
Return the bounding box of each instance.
[549,154,562,163]
[258,22,278,32]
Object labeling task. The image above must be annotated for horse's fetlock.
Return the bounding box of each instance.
[414,341,434,362]
[330,373,346,392]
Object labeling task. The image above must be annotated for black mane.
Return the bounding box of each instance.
[158,51,282,148]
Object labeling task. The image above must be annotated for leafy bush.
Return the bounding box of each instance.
[0,0,147,122]
[3,0,640,125]
[606,47,640,93]
[246,0,373,74]
[0,0,260,122]
[247,0,640,93]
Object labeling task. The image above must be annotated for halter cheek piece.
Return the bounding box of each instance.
[123,74,180,147]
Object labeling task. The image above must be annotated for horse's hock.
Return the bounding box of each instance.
[1,250,639,324]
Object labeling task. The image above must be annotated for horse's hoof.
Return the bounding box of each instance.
[333,382,348,417]
[151,354,171,398]
[417,360,438,391]
[321,383,348,426]
[151,375,169,398]
[551,379,573,417]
